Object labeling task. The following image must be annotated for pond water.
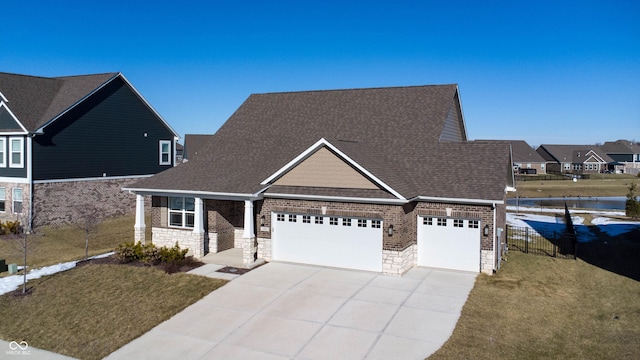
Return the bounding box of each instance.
[506,196,631,211]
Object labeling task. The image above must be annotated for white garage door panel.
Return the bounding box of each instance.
[417,217,480,272]
[272,214,383,272]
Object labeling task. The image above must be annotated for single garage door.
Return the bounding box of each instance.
[272,213,383,272]
[417,216,481,272]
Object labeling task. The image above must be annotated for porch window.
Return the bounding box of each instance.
[168,197,195,228]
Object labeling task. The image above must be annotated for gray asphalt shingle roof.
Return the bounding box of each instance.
[538,144,613,163]
[131,85,510,202]
[0,72,119,131]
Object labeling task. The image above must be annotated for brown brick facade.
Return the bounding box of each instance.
[32,178,148,227]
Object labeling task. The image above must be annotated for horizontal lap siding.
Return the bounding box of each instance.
[32,77,175,180]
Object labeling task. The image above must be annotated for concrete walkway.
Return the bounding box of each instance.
[106,262,477,360]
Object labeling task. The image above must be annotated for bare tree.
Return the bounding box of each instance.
[73,204,100,260]
[4,212,38,294]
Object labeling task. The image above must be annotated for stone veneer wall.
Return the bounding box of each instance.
[152,227,205,258]
[32,177,147,227]
[382,245,415,276]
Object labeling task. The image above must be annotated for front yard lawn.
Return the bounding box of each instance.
[429,250,640,359]
[0,264,226,360]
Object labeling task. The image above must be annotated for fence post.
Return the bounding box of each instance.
[525,227,529,253]
[553,231,557,257]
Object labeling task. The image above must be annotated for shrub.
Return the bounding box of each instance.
[114,241,188,265]
[114,242,143,263]
[0,220,21,235]
[159,242,188,263]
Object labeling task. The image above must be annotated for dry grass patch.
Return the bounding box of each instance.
[0,264,226,359]
[0,215,151,273]
[429,251,640,360]
[511,175,638,198]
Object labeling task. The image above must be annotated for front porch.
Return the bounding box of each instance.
[134,194,262,268]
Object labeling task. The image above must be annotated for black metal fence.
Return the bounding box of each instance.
[506,225,576,259]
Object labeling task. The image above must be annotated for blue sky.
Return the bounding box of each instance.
[3,1,639,146]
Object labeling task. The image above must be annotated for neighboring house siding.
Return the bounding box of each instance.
[0,106,22,130]
[32,77,174,180]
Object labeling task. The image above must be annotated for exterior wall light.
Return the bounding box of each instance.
[483,224,490,237]
[387,224,394,236]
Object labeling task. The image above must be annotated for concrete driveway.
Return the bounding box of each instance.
[106,262,477,360]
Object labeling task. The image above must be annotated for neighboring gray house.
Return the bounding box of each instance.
[600,140,640,175]
[125,85,514,276]
[536,144,613,174]
[0,72,179,227]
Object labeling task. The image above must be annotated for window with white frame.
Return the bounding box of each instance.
[302,215,311,223]
[9,137,23,168]
[437,218,447,226]
[314,216,323,224]
[469,220,479,228]
[357,219,367,227]
[0,187,5,212]
[423,217,433,225]
[276,214,285,222]
[342,218,351,226]
[159,140,171,165]
[168,197,194,228]
[330,217,338,226]
[371,220,381,228]
[453,219,464,227]
[12,188,23,214]
[0,138,5,167]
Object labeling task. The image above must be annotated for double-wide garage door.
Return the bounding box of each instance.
[417,216,481,272]
[272,212,383,272]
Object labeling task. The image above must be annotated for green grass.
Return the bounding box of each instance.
[511,174,639,198]
[429,250,640,359]
[0,264,226,360]
[0,215,151,272]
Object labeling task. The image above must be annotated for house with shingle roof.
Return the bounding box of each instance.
[478,140,546,174]
[0,72,179,228]
[600,140,640,175]
[537,144,613,174]
[125,85,514,275]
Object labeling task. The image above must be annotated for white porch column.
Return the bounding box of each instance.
[134,194,146,243]
[193,197,204,234]
[243,200,255,238]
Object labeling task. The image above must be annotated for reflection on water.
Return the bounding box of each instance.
[506,196,631,210]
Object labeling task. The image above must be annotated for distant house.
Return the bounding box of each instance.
[479,140,546,174]
[600,140,640,175]
[125,85,514,276]
[536,144,613,174]
[0,72,179,228]
[183,134,213,160]
[175,142,184,163]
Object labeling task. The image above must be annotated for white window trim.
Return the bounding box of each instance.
[168,197,195,229]
[9,137,23,168]
[159,140,172,165]
[0,138,6,168]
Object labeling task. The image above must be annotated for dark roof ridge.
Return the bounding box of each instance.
[252,83,458,96]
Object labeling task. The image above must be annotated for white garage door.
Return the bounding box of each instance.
[417,216,481,272]
[272,213,383,272]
